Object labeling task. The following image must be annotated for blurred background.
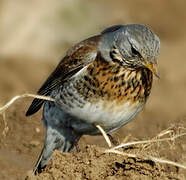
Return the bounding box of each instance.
[0,0,186,179]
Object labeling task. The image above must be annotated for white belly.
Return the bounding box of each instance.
[69,100,144,134]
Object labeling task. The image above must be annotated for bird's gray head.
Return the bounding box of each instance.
[99,24,160,77]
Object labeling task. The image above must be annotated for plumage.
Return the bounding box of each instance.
[26,35,101,116]
[26,24,160,174]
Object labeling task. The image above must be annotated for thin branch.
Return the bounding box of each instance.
[148,155,186,169]
[105,149,137,158]
[0,94,55,114]
[105,149,186,170]
[112,132,186,150]
[96,125,112,147]
[2,112,9,137]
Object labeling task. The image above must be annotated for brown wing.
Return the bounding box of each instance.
[26,35,101,116]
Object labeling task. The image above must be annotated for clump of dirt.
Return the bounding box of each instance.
[26,145,180,180]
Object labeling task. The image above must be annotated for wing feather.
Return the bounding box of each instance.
[26,35,101,116]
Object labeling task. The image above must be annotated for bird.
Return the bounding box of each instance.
[25,24,160,174]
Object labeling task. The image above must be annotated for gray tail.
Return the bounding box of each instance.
[33,126,81,174]
[33,148,45,174]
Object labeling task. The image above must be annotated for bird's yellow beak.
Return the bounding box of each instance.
[143,61,160,78]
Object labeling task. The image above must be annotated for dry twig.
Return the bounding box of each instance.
[0,93,54,114]
[105,149,186,169]
[96,124,112,147]
[0,94,54,136]
[111,132,186,150]
[105,131,186,170]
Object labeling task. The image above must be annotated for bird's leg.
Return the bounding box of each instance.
[74,138,80,152]
[72,130,80,152]
[107,134,119,146]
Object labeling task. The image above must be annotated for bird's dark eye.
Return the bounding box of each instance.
[131,46,142,59]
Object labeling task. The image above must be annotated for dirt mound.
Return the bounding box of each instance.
[26,145,180,180]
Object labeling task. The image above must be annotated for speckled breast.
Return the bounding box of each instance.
[54,57,153,134]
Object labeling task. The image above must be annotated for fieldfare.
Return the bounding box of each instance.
[26,24,160,174]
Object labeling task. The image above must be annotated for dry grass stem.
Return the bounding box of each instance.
[96,125,112,147]
[104,131,186,170]
[2,113,9,137]
[140,128,177,150]
[156,129,174,138]
[105,149,186,170]
[0,94,54,137]
[105,149,137,158]
[0,93,54,114]
[112,132,186,150]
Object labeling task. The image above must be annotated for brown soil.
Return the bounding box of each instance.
[1,1,186,180]
[26,145,183,180]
